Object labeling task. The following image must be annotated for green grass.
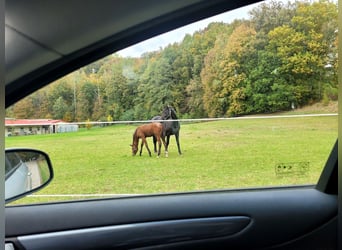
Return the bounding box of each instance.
[6,115,337,204]
[37,158,51,183]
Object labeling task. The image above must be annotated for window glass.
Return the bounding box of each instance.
[5,0,338,204]
[5,153,21,176]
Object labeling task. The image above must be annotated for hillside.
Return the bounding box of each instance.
[279,101,338,115]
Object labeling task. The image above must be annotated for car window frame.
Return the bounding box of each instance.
[337,0,342,245]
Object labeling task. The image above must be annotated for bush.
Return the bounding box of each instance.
[323,84,338,102]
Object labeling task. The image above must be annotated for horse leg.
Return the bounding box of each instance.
[139,140,144,156]
[165,135,170,157]
[153,136,157,153]
[143,138,152,157]
[161,135,167,157]
[175,132,182,155]
[156,136,162,157]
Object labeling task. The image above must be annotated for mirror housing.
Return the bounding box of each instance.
[5,148,54,203]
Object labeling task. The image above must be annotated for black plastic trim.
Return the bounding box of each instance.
[316,139,338,194]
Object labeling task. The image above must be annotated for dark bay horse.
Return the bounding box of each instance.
[131,123,166,157]
[152,106,182,156]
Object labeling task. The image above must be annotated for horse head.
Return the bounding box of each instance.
[131,143,138,156]
[161,106,173,120]
[169,106,178,119]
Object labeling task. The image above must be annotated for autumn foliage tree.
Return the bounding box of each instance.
[6,1,338,121]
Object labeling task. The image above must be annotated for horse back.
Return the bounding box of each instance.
[151,115,162,121]
[137,123,163,137]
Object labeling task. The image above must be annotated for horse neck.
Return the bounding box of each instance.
[164,111,179,130]
[132,130,139,145]
[171,111,178,120]
[169,110,179,123]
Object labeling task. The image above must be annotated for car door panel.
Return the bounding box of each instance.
[17,216,251,249]
[5,187,337,249]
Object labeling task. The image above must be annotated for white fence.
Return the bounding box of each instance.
[24,113,338,199]
[74,113,338,126]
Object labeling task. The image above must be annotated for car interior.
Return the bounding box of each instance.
[3,0,341,249]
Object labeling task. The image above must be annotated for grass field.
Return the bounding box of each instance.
[6,115,338,204]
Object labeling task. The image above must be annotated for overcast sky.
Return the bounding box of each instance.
[117,2,262,57]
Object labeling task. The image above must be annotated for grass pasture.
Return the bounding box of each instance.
[6,115,337,204]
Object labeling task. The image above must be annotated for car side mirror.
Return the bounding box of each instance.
[5,148,54,204]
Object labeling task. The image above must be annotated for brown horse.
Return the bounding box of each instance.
[131,123,166,157]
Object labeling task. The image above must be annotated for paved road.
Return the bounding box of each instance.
[26,161,43,189]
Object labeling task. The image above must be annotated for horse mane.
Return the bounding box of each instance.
[132,129,138,145]
[170,107,178,119]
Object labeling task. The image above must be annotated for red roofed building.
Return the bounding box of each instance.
[5,119,78,136]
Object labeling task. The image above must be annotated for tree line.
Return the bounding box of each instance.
[6,0,338,121]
